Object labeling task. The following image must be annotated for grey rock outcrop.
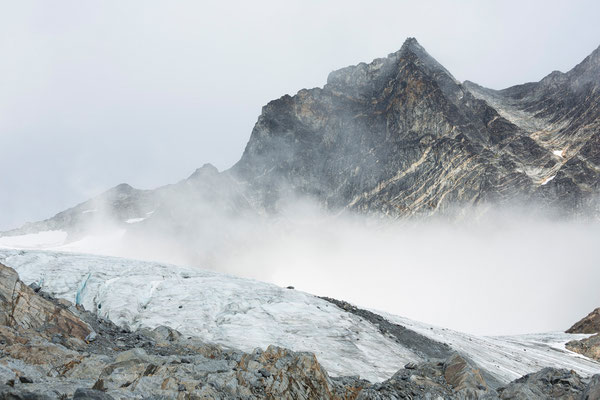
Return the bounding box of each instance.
[465,43,600,215]
[582,374,600,400]
[233,38,541,217]
[567,334,600,362]
[497,368,585,399]
[356,354,499,399]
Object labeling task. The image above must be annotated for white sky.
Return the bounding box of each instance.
[1,0,599,230]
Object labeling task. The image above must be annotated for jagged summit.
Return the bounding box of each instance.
[188,163,219,180]
[397,37,459,82]
[401,36,420,48]
[325,37,459,98]
[234,36,538,214]
[108,182,136,195]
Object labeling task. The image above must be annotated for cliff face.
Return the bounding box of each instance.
[466,44,600,214]
[233,38,555,216]
[233,38,598,217]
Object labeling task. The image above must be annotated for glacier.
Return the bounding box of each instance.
[0,248,598,385]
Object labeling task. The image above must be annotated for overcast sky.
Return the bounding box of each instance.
[1,0,599,230]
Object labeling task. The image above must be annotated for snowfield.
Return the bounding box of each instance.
[0,248,598,384]
[0,230,67,248]
[0,229,127,255]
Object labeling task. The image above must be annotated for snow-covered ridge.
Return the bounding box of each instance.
[0,249,598,384]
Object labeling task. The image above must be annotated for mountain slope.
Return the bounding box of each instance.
[233,38,553,216]
[465,43,600,213]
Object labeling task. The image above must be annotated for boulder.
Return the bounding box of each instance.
[498,368,585,399]
[566,334,600,362]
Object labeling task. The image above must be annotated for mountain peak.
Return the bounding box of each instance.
[325,37,458,93]
[188,163,219,180]
[398,37,427,57]
[401,37,421,49]
[109,183,135,194]
[396,38,457,81]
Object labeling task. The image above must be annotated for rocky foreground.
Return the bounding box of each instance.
[1,262,600,399]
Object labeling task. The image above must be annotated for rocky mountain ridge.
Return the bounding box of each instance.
[3,38,600,241]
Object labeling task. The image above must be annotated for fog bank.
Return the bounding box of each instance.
[3,202,598,336]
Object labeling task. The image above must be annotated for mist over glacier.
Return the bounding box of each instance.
[2,2,599,342]
[3,200,599,337]
[193,207,600,336]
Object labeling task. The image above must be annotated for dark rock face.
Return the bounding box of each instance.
[233,38,546,217]
[582,374,600,400]
[320,297,453,360]
[355,354,497,399]
[466,44,600,215]
[232,39,599,217]
[497,368,586,399]
[567,308,600,334]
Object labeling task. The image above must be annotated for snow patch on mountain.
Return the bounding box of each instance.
[541,175,556,185]
[0,229,127,255]
[125,217,146,224]
[0,230,68,248]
